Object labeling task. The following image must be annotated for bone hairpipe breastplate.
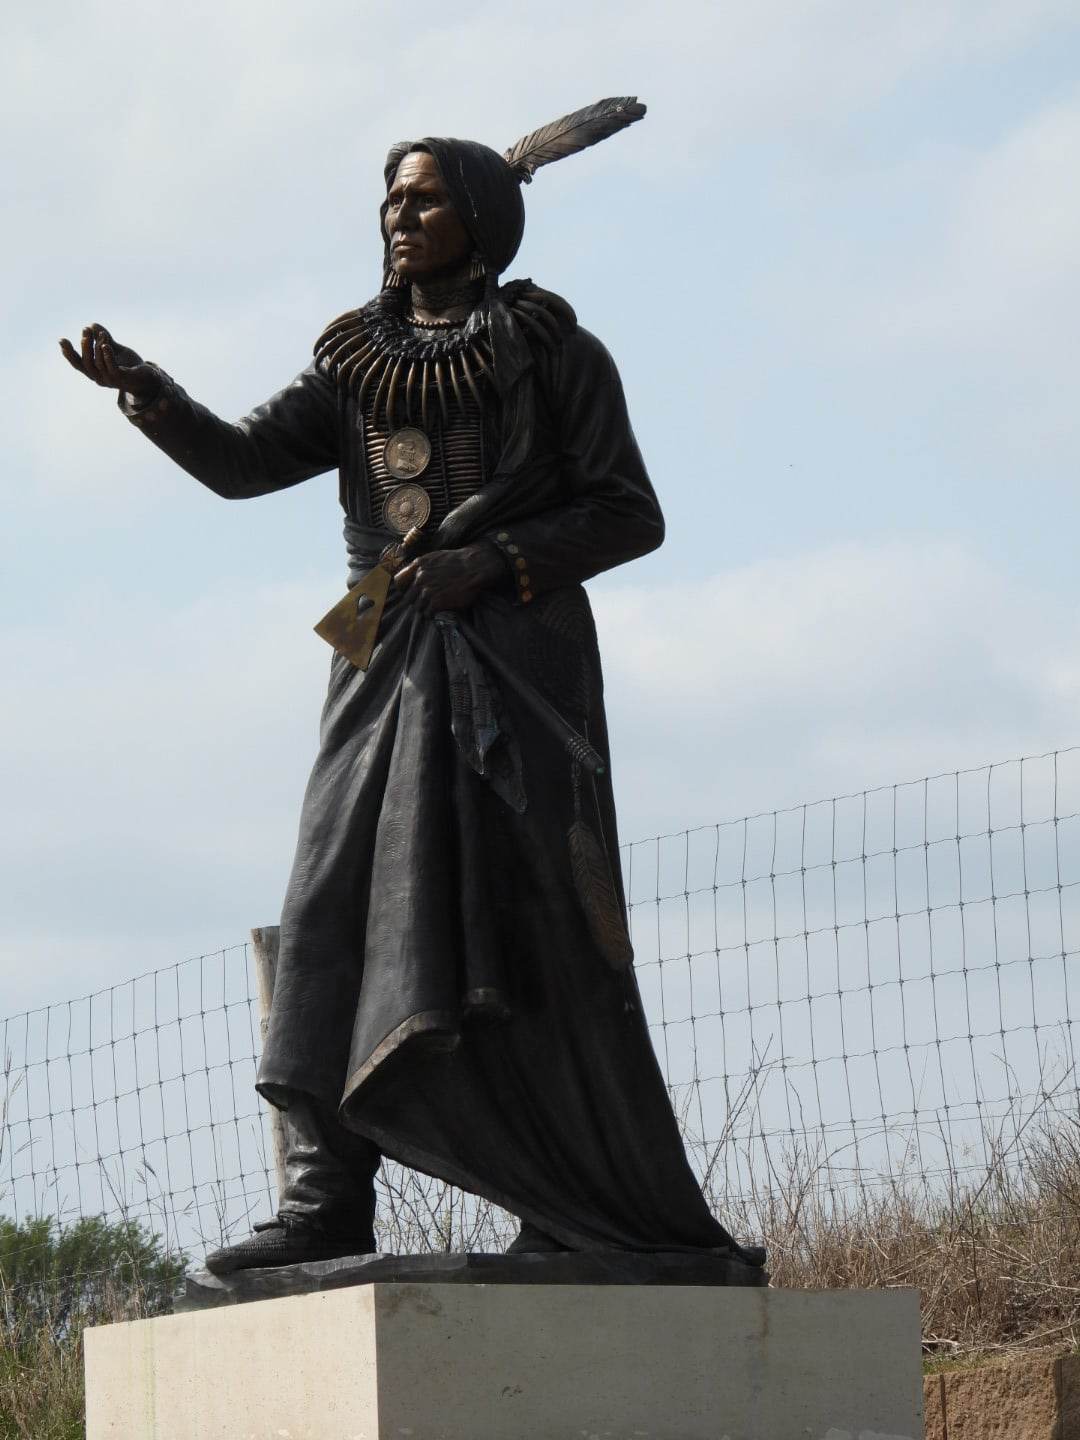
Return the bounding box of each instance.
[358,368,489,532]
[314,303,499,530]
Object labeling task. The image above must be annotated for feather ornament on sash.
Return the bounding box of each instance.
[568,818,635,970]
[503,97,647,184]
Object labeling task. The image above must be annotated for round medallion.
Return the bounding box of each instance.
[383,483,432,536]
[383,426,432,480]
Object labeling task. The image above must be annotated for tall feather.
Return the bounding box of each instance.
[503,96,646,184]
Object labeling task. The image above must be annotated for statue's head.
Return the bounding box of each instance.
[379,102,646,294]
[381,139,526,290]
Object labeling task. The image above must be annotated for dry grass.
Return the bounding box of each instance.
[710,1100,1080,1363]
[8,1077,1080,1430]
[0,1065,181,1438]
[0,1272,168,1440]
[1,1292,91,1440]
[378,1082,1080,1364]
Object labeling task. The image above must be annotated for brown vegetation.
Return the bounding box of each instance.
[0,1267,171,1440]
[7,1093,1080,1433]
[715,1101,1080,1362]
[378,1083,1080,1362]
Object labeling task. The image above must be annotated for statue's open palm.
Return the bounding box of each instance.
[59,324,160,401]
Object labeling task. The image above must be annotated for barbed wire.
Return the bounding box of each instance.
[2,744,1079,1266]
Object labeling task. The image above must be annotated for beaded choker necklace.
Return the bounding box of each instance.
[409,277,483,316]
[408,314,462,329]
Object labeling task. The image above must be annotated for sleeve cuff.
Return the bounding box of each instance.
[117,367,171,426]
[488,529,534,605]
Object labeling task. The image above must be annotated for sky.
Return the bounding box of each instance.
[4,0,1080,1019]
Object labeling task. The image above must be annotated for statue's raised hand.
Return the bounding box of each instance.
[59,324,161,401]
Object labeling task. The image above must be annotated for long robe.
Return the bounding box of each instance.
[125,317,738,1253]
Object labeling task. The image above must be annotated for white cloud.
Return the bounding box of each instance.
[860,100,1080,357]
[747,90,1080,485]
[5,0,1075,283]
[7,0,1080,1013]
[0,576,331,949]
[594,538,1080,831]
[4,536,1079,1016]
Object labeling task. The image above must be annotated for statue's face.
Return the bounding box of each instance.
[385,151,473,282]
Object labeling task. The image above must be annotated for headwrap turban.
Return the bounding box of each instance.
[380,138,534,472]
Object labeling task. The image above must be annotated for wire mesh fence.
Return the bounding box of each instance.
[4,745,1080,1274]
[0,944,273,1267]
[632,744,1080,1214]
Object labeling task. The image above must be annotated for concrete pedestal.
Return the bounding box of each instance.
[85,1283,924,1439]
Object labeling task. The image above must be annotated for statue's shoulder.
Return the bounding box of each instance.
[501,280,578,353]
[503,284,616,375]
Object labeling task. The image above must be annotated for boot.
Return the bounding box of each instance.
[206,1095,380,1275]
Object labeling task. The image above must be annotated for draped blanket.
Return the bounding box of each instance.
[122,316,742,1254]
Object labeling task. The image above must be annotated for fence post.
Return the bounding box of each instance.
[251,925,287,1205]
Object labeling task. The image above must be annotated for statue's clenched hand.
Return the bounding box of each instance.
[59,324,161,401]
[394,542,506,615]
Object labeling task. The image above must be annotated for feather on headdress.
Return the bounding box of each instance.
[503,96,647,184]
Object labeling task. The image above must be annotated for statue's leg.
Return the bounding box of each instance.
[277,1093,380,1236]
[205,1095,380,1275]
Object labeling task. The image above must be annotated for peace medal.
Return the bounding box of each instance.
[383,427,432,480]
[383,483,432,536]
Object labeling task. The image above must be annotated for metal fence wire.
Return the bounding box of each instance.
[4,744,1080,1266]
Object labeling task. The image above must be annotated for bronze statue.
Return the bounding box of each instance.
[61,99,764,1276]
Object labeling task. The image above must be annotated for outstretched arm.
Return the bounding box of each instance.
[60,323,339,499]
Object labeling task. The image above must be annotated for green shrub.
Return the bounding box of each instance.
[0,1214,185,1439]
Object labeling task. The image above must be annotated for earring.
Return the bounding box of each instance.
[469,254,485,282]
[384,266,406,289]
